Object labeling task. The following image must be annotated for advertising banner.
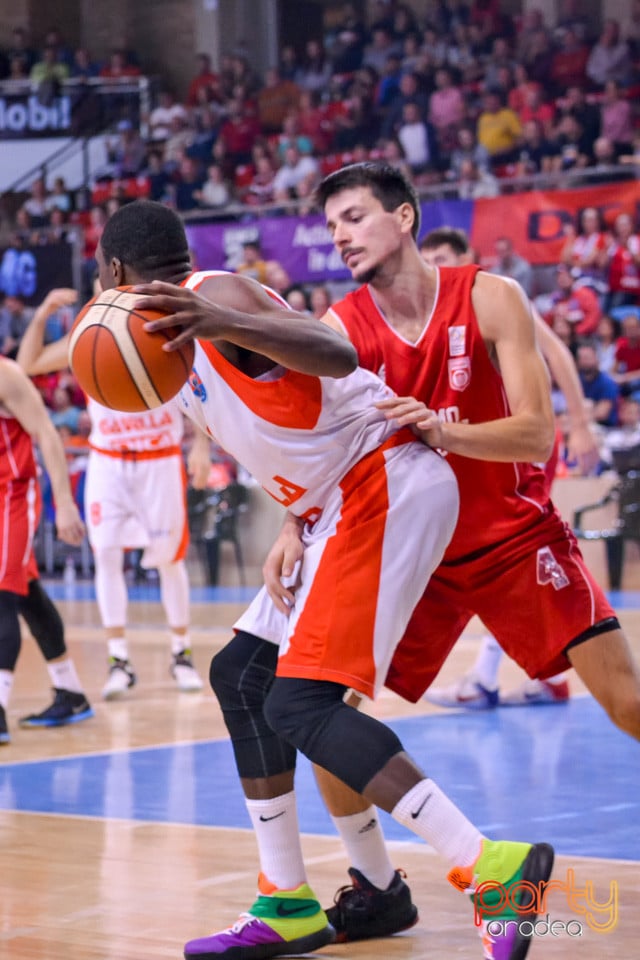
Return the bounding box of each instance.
[0,243,74,304]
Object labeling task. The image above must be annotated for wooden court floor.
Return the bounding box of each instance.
[1,593,639,960]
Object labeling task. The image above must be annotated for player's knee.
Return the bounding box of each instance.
[264,677,345,748]
[209,631,278,710]
[605,687,640,741]
[0,590,22,669]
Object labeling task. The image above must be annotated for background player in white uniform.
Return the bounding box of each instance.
[17,288,211,698]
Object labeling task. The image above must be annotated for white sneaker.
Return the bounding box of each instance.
[102,658,137,700]
[424,672,499,710]
[171,651,204,692]
[500,677,570,706]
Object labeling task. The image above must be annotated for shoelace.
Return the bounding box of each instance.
[226,914,259,934]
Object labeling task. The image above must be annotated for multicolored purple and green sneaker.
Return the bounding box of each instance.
[184,873,336,960]
[448,839,555,960]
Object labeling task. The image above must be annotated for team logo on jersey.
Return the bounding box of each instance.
[448,325,466,357]
[536,547,570,590]
[188,368,207,402]
[448,357,471,391]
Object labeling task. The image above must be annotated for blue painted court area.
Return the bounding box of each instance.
[0,698,636,862]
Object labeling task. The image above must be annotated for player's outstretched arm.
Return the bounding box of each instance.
[0,359,85,545]
[16,288,76,375]
[132,276,358,378]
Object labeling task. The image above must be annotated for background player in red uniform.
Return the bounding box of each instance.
[0,356,91,743]
[419,226,599,709]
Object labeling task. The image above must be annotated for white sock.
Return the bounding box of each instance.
[545,672,568,685]
[47,658,83,694]
[472,634,503,690]
[392,779,483,868]
[245,791,307,890]
[0,670,13,710]
[331,807,395,890]
[170,632,190,656]
[107,638,129,662]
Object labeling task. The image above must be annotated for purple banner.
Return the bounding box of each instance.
[186,199,474,285]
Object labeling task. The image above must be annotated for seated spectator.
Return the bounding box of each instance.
[30,42,69,87]
[333,92,379,151]
[620,133,640,166]
[272,145,320,203]
[561,207,609,285]
[381,70,430,139]
[544,263,603,336]
[326,4,367,75]
[278,44,299,82]
[377,136,413,179]
[397,101,440,177]
[599,396,640,469]
[555,0,591,44]
[145,150,172,203]
[456,157,500,198]
[522,28,555,87]
[244,155,277,206]
[20,177,50,227]
[551,114,592,170]
[586,19,632,88]
[612,310,640,394]
[163,113,196,171]
[508,64,541,115]
[7,26,36,75]
[275,111,314,158]
[186,53,219,107]
[49,384,83,433]
[103,120,148,178]
[606,213,640,310]
[549,27,589,94]
[586,136,630,185]
[185,106,219,166]
[445,22,482,83]
[173,155,206,212]
[595,314,621,374]
[516,84,556,138]
[513,119,559,175]
[69,46,100,81]
[99,48,140,79]
[550,312,577,354]
[283,284,310,313]
[554,84,601,145]
[148,89,188,143]
[295,39,332,94]
[256,67,300,136]
[375,53,404,116]
[576,340,620,427]
[482,37,516,92]
[193,162,232,209]
[297,90,335,154]
[218,98,261,166]
[236,241,271,284]
[362,26,402,76]
[264,260,292,297]
[428,67,466,155]
[488,237,534,296]
[45,176,72,214]
[8,53,29,80]
[475,88,522,163]
[447,124,490,180]
[0,294,34,359]
[600,80,633,153]
[309,284,333,320]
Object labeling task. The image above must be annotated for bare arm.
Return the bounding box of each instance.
[16,287,77,375]
[534,308,600,475]
[1,359,84,545]
[185,424,212,490]
[132,276,358,378]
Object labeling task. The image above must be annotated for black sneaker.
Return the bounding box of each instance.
[19,689,94,728]
[325,868,418,942]
[0,704,9,744]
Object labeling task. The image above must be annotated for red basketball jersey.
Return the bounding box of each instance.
[331,265,551,560]
[0,410,37,485]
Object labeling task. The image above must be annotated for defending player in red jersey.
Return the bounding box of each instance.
[0,356,91,742]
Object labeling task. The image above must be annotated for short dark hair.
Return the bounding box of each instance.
[100,200,191,280]
[315,161,421,240]
[420,227,469,256]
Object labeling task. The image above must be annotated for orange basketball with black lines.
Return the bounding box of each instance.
[68,286,194,412]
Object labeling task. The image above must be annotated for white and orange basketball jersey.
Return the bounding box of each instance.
[87,397,184,457]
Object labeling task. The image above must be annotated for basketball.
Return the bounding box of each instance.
[68,286,194,412]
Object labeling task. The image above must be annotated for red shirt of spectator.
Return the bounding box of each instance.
[550,29,589,90]
[607,216,640,297]
[544,265,602,336]
[100,50,141,79]
[187,53,220,106]
[219,100,261,161]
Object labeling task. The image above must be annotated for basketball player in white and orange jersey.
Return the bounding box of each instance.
[0,356,91,743]
[93,199,559,960]
[17,288,212,699]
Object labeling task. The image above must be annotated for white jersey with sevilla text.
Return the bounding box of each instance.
[87,396,184,456]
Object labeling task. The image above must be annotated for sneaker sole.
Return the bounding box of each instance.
[331,905,419,943]
[0,734,10,745]
[19,707,95,728]
[184,923,336,960]
[509,843,555,960]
